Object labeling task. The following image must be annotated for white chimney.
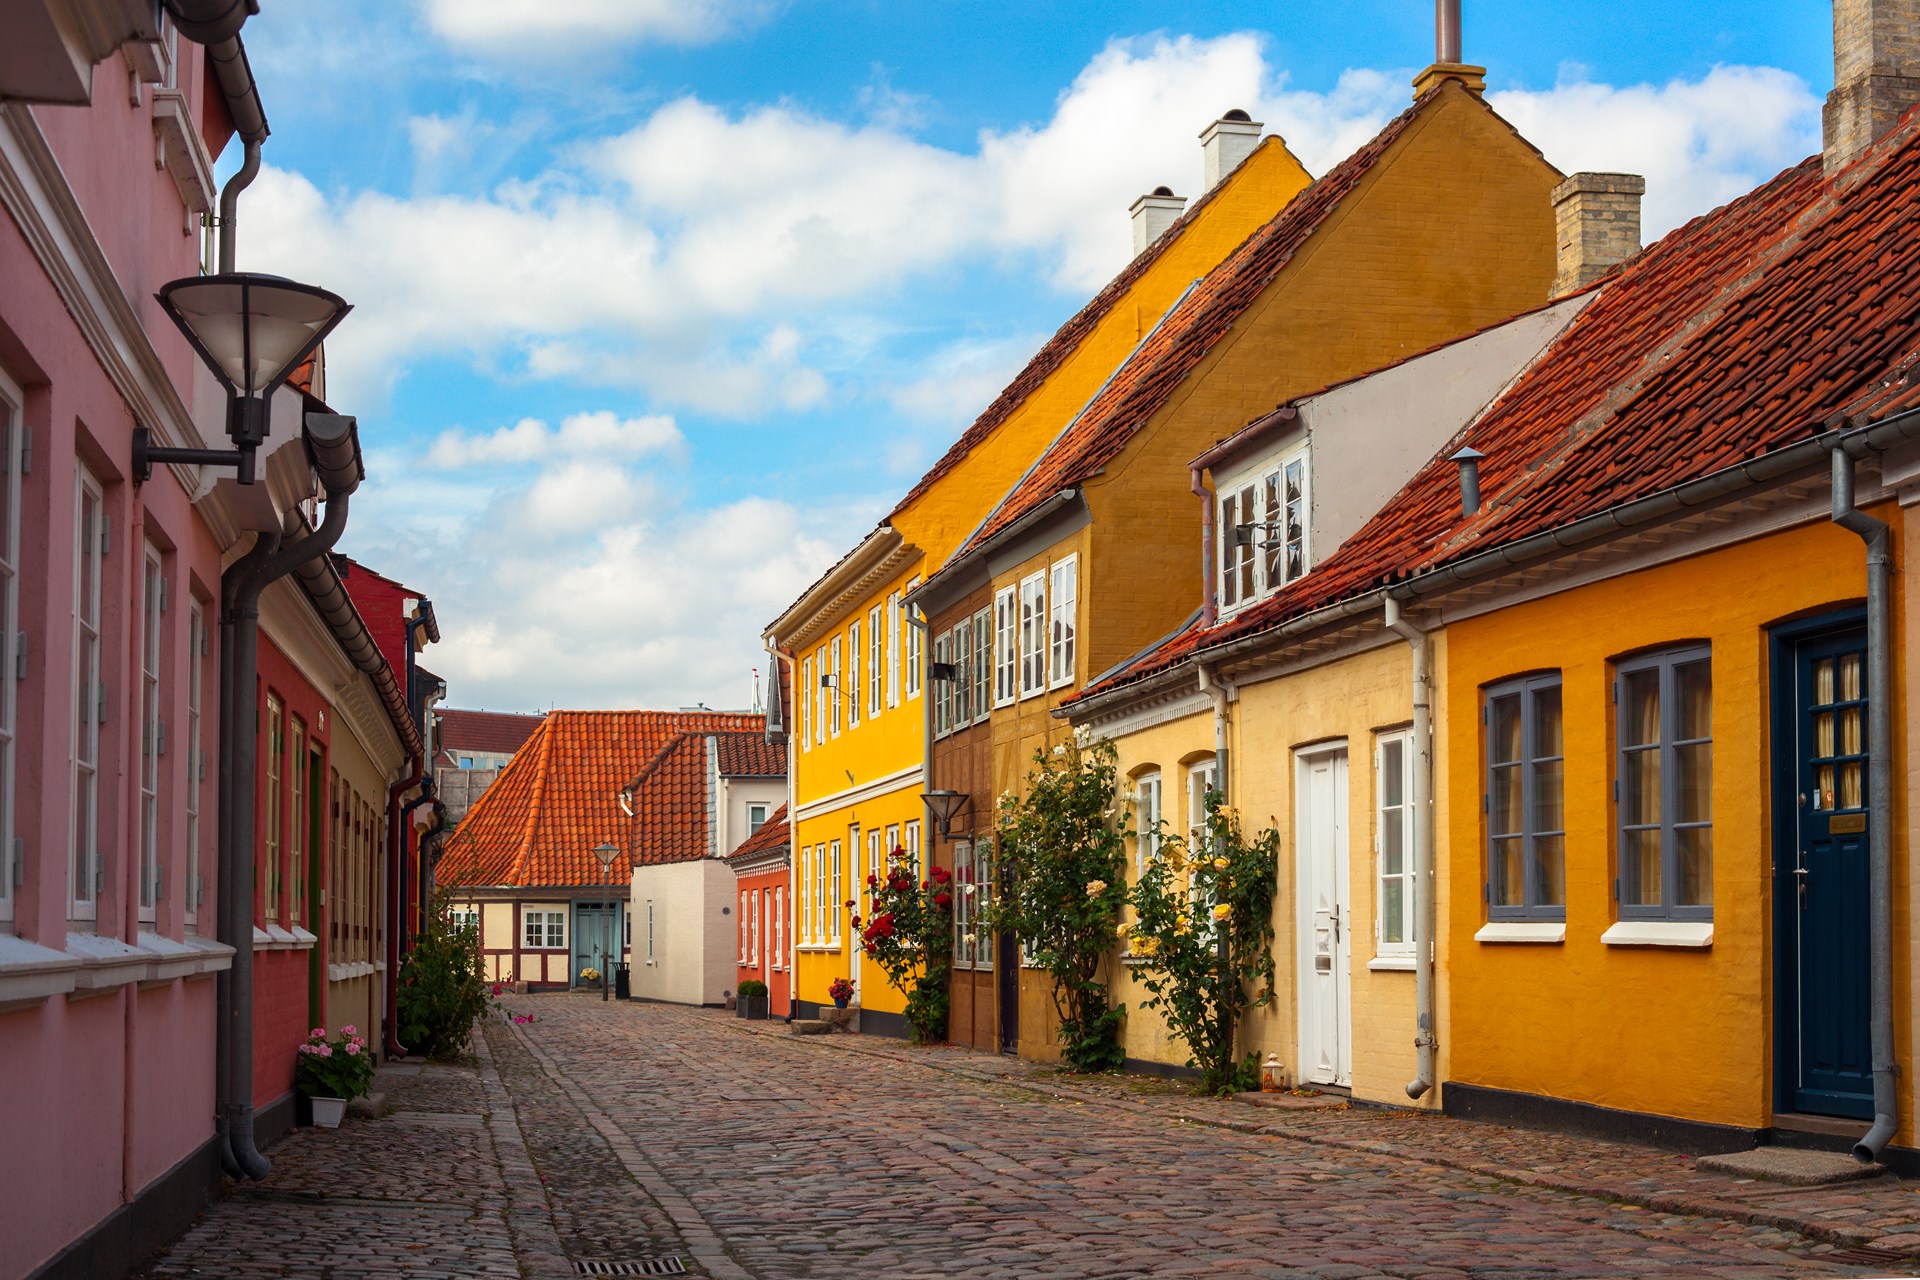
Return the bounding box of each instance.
[1129,186,1187,255]
[1825,0,1920,175]
[1200,110,1262,190]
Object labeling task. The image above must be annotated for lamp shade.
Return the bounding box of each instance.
[591,842,620,870]
[921,789,971,835]
[157,272,350,398]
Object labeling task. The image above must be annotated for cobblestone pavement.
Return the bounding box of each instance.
[136,995,1920,1279]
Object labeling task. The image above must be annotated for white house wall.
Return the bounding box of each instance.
[630,861,738,1005]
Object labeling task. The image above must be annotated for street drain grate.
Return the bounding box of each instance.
[572,1261,687,1277]
[1829,1245,1913,1267]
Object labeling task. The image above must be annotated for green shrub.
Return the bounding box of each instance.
[294,1025,375,1100]
[737,979,768,997]
[396,900,493,1060]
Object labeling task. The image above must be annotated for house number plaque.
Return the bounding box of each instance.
[1829,813,1867,834]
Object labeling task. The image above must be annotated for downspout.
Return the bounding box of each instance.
[772,644,798,1019]
[1830,447,1897,1164]
[215,420,359,1181]
[1194,465,1218,627]
[404,783,438,936]
[383,759,422,1058]
[417,799,448,934]
[1384,596,1438,1100]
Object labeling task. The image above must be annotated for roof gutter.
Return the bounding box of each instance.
[907,488,1081,613]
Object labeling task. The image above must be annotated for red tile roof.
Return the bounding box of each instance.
[726,803,790,865]
[625,732,715,866]
[957,92,1438,555]
[438,709,764,887]
[437,708,546,757]
[1079,107,1920,702]
[888,137,1300,522]
[716,732,783,777]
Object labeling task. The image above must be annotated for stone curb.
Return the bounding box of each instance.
[501,1016,757,1280]
[728,1016,1910,1258]
[473,1028,578,1279]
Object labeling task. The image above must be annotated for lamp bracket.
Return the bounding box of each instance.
[133,427,256,486]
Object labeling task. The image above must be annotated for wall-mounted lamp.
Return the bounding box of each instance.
[928,661,957,683]
[921,789,972,839]
[136,272,351,485]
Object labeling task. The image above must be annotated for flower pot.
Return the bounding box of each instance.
[833,996,849,1009]
[744,995,768,1020]
[309,1096,347,1129]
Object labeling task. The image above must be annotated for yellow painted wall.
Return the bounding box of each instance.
[1100,637,1450,1108]
[1007,81,1556,1064]
[781,141,1316,1014]
[1445,513,1908,1138]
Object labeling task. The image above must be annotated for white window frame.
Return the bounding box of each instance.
[264,693,282,922]
[886,591,902,707]
[868,605,884,717]
[525,909,567,950]
[1218,447,1311,614]
[800,655,812,752]
[740,890,750,962]
[905,819,922,883]
[70,467,104,920]
[184,601,206,928]
[932,630,952,738]
[138,544,163,923]
[1018,571,1046,700]
[865,827,883,911]
[1134,771,1163,876]
[747,802,769,835]
[829,635,842,737]
[772,886,785,968]
[846,619,861,728]
[829,839,843,944]
[0,372,17,925]
[645,900,655,963]
[798,846,811,946]
[971,607,992,725]
[751,887,762,966]
[993,585,1017,708]
[905,578,924,699]
[952,620,973,727]
[1048,555,1078,690]
[1376,731,1415,958]
[953,839,977,970]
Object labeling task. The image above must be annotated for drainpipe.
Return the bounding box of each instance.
[1194,465,1218,627]
[1830,447,1897,1164]
[215,140,260,275]
[383,757,422,1058]
[214,418,360,1180]
[406,785,440,936]
[1384,596,1438,1100]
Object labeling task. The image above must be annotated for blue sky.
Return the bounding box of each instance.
[234,1,1832,713]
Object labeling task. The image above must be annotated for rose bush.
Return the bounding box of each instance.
[859,849,952,1042]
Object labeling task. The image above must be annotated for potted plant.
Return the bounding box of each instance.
[578,965,601,990]
[827,976,855,1010]
[737,979,769,1020]
[295,1025,375,1128]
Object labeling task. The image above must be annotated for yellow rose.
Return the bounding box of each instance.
[1211,903,1233,921]
[1085,879,1107,897]
[1116,921,1133,937]
[1212,857,1230,871]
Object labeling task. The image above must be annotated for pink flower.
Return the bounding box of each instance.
[341,1024,356,1036]
[310,1027,325,1038]
[344,1042,361,1055]
[317,1044,333,1058]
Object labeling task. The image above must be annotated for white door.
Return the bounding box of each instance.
[1296,745,1351,1087]
[847,825,862,998]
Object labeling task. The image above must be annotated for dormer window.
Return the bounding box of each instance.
[1219,449,1309,611]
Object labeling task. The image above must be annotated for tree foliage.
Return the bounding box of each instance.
[397,896,493,1060]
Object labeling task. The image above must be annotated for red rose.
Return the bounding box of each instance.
[867,873,878,887]
[934,892,951,908]
[931,866,951,884]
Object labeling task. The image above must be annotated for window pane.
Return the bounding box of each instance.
[1490,765,1521,837]
[1622,828,1662,905]
[1676,742,1711,824]
[1622,668,1660,746]
[1381,739,1403,807]
[1489,693,1521,765]
[1839,652,1862,701]
[1813,657,1835,703]
[1840,761,1863,810]
[1532,684,1563,757]
[1491,837,1523,907]
[1236,484,1256,601]
[1263,473,1281,589]
[1284,459,1305,581]
[1840,706,1862,756]
[1677,826,1712,906]
[1382,805,1404,875]
[1674,659,1711,741]
[1532,758,1564,833]
[1532,834,1566,908]
[1623,747,1661,825]
[1219,495,1239,607]
[1815,711,1836,757]
[1381,879,1405,945]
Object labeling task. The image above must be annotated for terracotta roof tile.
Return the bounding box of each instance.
[716,732,783,777]
[439,710,764,887]
[726,804,790,864]
[626,733,714,866]
[959,92,1436,554]
[436,708,546,757]
[1080,107,1920,701]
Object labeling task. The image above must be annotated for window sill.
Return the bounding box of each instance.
[290,926,319,950]
[0,933,79,1011]
[1475,922,1567,944]
[328,960,377,982]
[1601,920,1713,948]
[1367,955,1417,971]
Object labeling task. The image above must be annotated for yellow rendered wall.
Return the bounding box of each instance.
[1445,513,1909,1137]
[784,139,1315,1017]
[1101,638,1449,1108]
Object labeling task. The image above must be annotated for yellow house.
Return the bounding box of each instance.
[764,119,1314,1032]
[913,56,1563,1062]
[1076,13,1920,1166]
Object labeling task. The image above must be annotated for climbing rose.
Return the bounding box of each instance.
[1212,857,1229,871]
[930,865,951,885]
[1211,903,1233,921]
[934,891,951,908]
[1085,879,1107,897]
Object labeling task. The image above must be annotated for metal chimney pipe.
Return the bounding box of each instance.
[1436,0,1462,63]
[1451,447,1484,516]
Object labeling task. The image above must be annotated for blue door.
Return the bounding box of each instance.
[1778,625,1873,1119]
[570,901,617,990]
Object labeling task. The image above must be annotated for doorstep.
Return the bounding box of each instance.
[1235,1090,1350,1111]
[1695,1146,1889,1187]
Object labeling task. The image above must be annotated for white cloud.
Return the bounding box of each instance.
[420,0,780,57]
[427,411,684,468]
[340,429,873,711]
[1489,65,1821,237]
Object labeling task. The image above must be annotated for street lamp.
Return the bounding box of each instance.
[592,842,619,1003]
[921,789,971,840]
[135,272,351,485]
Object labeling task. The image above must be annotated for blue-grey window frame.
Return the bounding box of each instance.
[1484,672,1565,921]
[1614,644,1714,922]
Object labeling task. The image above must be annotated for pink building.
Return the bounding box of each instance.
[0,8,427,1279]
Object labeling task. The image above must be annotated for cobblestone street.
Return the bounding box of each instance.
[139,997,1920,1279]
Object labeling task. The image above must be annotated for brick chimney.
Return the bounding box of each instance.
[1551,172,1645,295]
[1200,110,1262,190]
[1825,0,1920,175]
[1130,186,1187,255]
